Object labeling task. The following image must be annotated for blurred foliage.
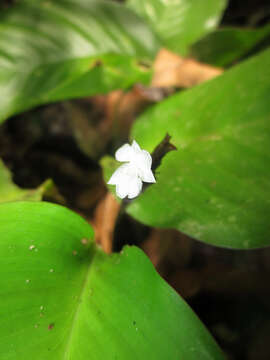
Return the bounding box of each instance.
[127,0,227,54]
[191,24,270,67]
[0,159,53,202]
[0,0,159,123]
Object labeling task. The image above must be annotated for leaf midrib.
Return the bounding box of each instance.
[63,245,96,360]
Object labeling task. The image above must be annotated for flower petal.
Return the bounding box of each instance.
[107,163,129,185]
[130,149,152,171]
[115,143,134,162]
[108,140,156,199]
[131,140,141,152]
[140,167,156,183]
[141,150,152,168]
[116,181,130,199]
[127,176,143,199]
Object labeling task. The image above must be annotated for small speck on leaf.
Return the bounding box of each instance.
[81,238,88,245]
[48,323,54,330]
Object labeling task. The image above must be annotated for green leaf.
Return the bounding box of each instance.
[0,0,160,124]
[127,49,270,249]
[127,0,227,55]
[0,159,52,202]
[0,201,225,359]
[190,24,270,67]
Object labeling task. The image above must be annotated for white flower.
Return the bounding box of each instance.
[107,140,156,199]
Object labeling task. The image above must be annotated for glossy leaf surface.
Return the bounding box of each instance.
[127,49,270,249]
[0,201,224,359]
[0,0,159,123]
[127,0,227,54]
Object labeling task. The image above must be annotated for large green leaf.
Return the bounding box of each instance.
[0,159,52,202]
[0,201,224,359]
[191,24,270,67]
[127,0,227,55]
[0,0,160,124]
[125,49,270,249]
